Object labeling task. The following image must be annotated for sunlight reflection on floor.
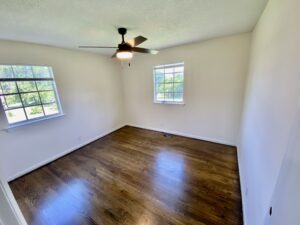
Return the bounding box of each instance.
[34,179,92,225]
[152,150,186,212]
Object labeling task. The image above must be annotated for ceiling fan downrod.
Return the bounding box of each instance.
[118,27,127,44]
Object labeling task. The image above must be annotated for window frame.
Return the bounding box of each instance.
[0,64,64,128]
[153,62,185,105]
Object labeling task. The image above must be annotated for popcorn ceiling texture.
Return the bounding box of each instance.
[0,0,267,55]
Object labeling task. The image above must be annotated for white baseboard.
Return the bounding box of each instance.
[237,144,248,225]
[7,124,125,182]
[8,123,236,182]
[127,124,236,146]
[8,123,235,182]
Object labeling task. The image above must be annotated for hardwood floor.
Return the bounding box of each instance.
[10,126,243,225]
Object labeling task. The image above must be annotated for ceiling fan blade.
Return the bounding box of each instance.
[127,36,147,47]
[132,47,158,54]
[78,46,117,49]
[111,52,117,58]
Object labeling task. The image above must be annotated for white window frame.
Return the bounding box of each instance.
[0,64,64,129]
[153,62,185,105]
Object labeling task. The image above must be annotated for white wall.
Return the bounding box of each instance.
[0,40,125,181]
[238,0,300,224]
[122,33,251,146]
[265,106,300,225]
[0,179,28,225]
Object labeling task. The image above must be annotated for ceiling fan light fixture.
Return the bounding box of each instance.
[79,27,158,59]
[116,50,133,59]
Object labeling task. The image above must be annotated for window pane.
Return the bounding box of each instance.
[174,83,184,93]
[165,67,173,73]
[164,83,174,92]
[0,65,62,125]
[32,66,52,78]
[154,63,184,103]
[155,83,165,93]
[25,105,44,119]
[175,66,184,72]
[174,73,184,82]
[17,81,37,92]
[43,103,59,116]
[174,92,183,102]
[21,93,41,106]
[165,73,173,83]
[5,108,27,124]
[155,68,164,75]
[36,81,54,91]
[12,66,33,78]
[0,82,18,94]
[0,66,14,78]
[0,96,7,109]
[4,95,22,109]
[156,93,164,102]
[40,91,56,104]
[165,92,174,101]
[155,73,164,83]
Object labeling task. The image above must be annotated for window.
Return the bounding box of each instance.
[0,65,62,126]
[153,62,184,104]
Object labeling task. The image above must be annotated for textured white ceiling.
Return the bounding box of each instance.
[0,0,268,55]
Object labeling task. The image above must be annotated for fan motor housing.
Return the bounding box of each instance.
[118,43,132,51]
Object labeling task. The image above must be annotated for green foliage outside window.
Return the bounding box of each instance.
[154,63,184,103]
[0,65,61,124]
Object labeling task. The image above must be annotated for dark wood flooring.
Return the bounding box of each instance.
[10,126,243,225]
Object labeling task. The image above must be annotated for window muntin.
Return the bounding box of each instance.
[0,65,62,125]
[153,62,184,104]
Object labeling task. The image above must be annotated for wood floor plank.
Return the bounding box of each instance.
[10,126,243,225]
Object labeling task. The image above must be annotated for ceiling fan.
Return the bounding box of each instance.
[79,28,158,60]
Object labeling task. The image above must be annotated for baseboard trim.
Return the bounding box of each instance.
[237,144,248,225]
[7,123,236,182]
[127,124,236,147]
[7,124,125,182]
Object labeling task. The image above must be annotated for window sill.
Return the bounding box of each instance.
[153,101,185,105]
[6,113,65,130]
